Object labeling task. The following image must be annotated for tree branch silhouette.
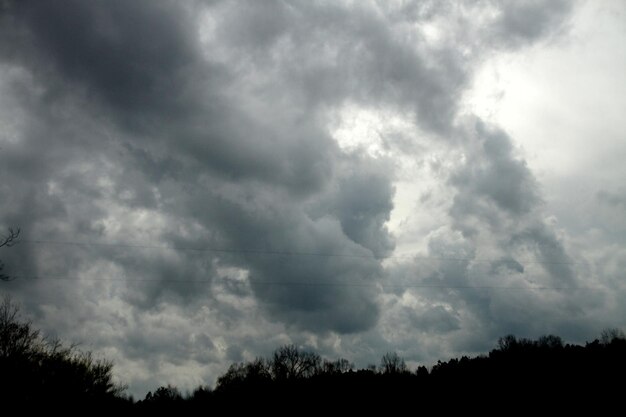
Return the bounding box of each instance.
[0,227,20,281]
[0,227,20,249]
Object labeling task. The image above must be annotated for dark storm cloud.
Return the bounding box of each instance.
[0,0,402,333]
[510,223,576,285]
[387,112,583,345]
[0,0,591,395]
[210,0,470,133]
[180,178,386,332]
[1,0,200,117]
[1,0,336,194]
[447,120,575,283]
[450,121,541,231]
[436,121,576,296]
[314,154,395,258]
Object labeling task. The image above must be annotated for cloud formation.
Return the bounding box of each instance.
[1,0,623,397]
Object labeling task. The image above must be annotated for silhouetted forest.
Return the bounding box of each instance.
[1,296,624,411]
[0,296,129,409]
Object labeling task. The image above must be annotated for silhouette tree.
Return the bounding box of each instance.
[0,294,39,360]
[380,352,408,374]
[144,385,183,403]
[321,357,354,374]
[537,334,563,349]
[415,365,429,378]
[270,344,321,380]
[0,296,126,404]
[132,331,626,412]
[216,358,271,391]
[600,328,626,345]
[217,362,248,388]
[0,227,19,281]
[497,334,518,351]
[189,385,213,402]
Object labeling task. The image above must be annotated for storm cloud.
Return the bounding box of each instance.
[1,0,624,396]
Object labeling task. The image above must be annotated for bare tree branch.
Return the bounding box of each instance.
[0,227,20,248]
[0,228,20,281]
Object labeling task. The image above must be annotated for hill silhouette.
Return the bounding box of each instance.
[1,296,624,412]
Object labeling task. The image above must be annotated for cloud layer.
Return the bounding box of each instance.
[1,0,624,396]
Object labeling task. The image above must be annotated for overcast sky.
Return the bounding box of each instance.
[1,0,625,397]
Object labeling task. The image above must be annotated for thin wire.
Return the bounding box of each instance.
[6,274,601,291]
[19,239,583,266]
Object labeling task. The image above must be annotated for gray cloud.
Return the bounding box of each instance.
[2,0,617,398]
[450,121,541,236]
[0,0,396,336]
[489,0,573,48]
[597,189,626,209]
[408,304,461,333]
[2,0,200,117]
[399,116,587,346]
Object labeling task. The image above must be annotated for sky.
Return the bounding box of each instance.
[1,0,625,397]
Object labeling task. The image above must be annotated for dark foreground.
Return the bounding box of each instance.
[1,296,624,412]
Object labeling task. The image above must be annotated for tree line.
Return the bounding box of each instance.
[1,295,624,411]
[0,296,128,409]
